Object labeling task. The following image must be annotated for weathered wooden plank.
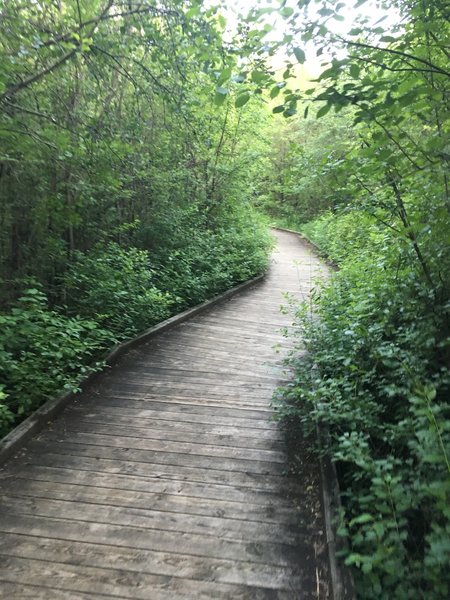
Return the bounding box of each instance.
[96,382,276,401]
[0,533,309,591]
[150,336,291,355]
[0,555,303,600]
[131,349,285,369]
[22,442,291,482]
[60,411,284,441]
[82,392,276,411]
[117,364,283,382]
[0,514,305,567]
[78,397,276,422]
[105,372,278,389]
[148,334,291,354]
[0,495,303,545]
[0,478,305,524]
[195,314,290,326]
[69,401,277,429]
[0,582,110,600]
[53,419,285,452]
[15,447,290,490]
[84,387,278,407]
[174,322,287,342]
[0,465,294,506]
[130,358,288,378]
[34,429,287,464]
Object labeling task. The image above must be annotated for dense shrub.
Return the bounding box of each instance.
[152,218,272,309]
[63,243,174,339]
[301,210,389,265]
[0,288,112,437]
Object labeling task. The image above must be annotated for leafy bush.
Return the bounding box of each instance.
[301,210,388,265]
[152,217,272,309]
[0,288,112,437]
[275,213,450,599]
[63,243,174,339]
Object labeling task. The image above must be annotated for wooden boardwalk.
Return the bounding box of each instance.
[0,230,330,599]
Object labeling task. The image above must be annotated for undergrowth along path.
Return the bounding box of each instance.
[0,230,330,599]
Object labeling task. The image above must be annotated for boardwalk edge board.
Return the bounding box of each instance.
[275,227,354,599]
[273,227,356,600]
[0,273,265,465]
[318,427,356,600]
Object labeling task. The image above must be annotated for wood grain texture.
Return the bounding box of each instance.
[0,230,331,599]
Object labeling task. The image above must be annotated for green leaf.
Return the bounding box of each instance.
[251,70,266,83]
[380,35,397,43]
[235,93,250,108]
[217,68,232,86]
[185,6,200,19]
[304,105,309,118]
[318,7,333,16]
[270,86,280,99]
[280,7,294,18]
[272,105,285,114]
[293,47,306,64]
[214,90,228,106]
[349,64,360,78]
[283,108,297,118]
[316,104,331,118]
[350,513,374,526]
[319,66,338,81]
[254,7,275,18]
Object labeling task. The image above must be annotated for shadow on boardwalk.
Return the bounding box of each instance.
[0,230,331,599]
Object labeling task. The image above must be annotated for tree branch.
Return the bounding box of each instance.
[37,5,179,50]
[0,1,114,102]
[0,48,78,102]
[339,37,450,78]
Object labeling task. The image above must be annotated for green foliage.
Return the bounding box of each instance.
[266,1,450,595]
[63,244,173,339]
[152,215,272,309]
[0,0,273,438]
[301,210,387,265]
[257,111,355,226]
[0,287,111,436]
[275,210,450,598]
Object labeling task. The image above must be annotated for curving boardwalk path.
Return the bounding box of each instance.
[0,230,330,599]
